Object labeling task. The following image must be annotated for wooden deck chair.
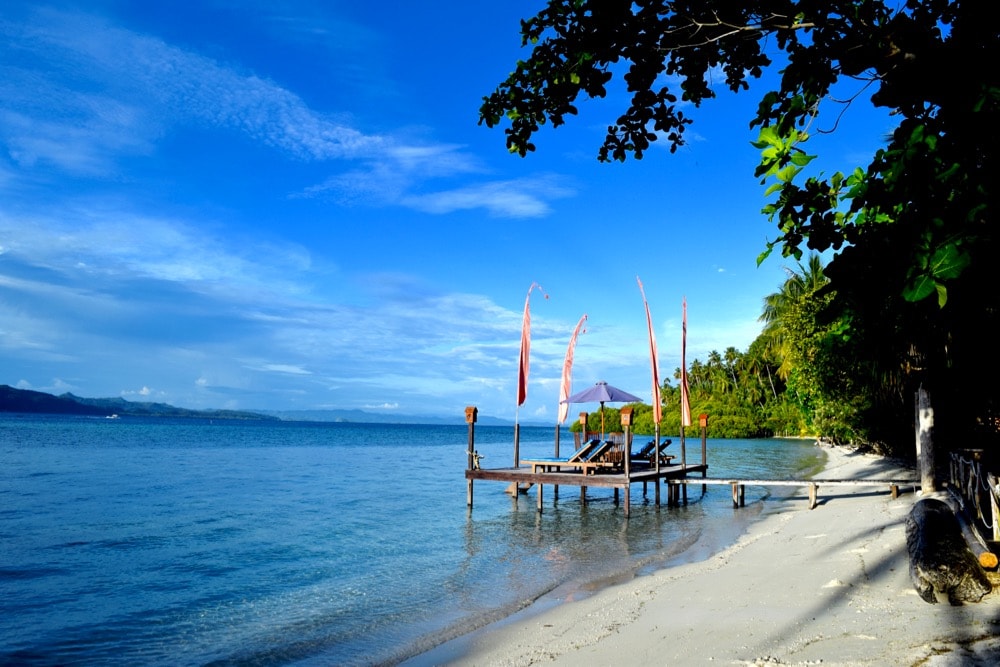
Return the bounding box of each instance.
[631,440,656,460]
[651,439,675,466]
[522,439,600,472]
[571,440,623,475]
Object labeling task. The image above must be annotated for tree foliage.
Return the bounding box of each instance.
[483,1,1000,453]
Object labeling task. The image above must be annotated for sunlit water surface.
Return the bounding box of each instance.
[1,415,823,665]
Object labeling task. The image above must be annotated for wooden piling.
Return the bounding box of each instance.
[465,406,477,508]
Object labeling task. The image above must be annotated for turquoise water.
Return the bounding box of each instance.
[1,414,822,665]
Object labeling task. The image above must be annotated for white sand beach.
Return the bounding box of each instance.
[440,444,1000,666]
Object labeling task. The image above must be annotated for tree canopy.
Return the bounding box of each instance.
[481,1,1000,452]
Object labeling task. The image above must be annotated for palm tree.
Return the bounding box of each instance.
[759,254,828,379]
[723,346,741,393]
[706,350,724,393]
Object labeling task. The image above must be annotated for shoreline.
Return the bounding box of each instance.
[414,444,1000,666]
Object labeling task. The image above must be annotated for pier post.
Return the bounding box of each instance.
[554,425,560,501]
[680,427,687,469]
[514,423,520,468]
[700,413,709,493]
[653,425,661,505]
[621,409,633,476]
[729,483,745,508]
[465,406,478,508]
[621,408,634,517]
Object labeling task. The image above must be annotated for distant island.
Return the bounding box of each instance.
[0,385,528,426]
[0,385,275,421]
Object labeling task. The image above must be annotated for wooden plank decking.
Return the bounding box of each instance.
[465,462,708,516]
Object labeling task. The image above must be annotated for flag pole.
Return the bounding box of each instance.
[557,314,588,458]
[680,297,691,469]
[637,277,661,477]
[515,282,546,466]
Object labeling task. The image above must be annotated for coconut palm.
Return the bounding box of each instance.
[759,254,829,379]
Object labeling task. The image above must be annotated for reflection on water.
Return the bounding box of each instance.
[2,416,822,666]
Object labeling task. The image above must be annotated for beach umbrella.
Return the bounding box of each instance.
[561,381,643,439]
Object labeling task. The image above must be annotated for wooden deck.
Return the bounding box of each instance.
[460,408,914,519]
[465,462,708,517]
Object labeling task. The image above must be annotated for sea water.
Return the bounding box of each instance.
[0,414,824,666]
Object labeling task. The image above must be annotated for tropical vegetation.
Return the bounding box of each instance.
[486,1,999,460]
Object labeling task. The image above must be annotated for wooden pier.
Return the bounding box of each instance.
[462,406,918,518]
[463,405,710,517]
[466,461,708,517]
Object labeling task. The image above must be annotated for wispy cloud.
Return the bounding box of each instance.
[0,201,579,411]
[0,7,574,220]
[401,176,575,218]
[0,8,384,172]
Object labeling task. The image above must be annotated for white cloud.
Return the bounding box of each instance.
[255,364,312,376]
[1,7,579,222]
[401,176,574,218]
[0,8,454,183]
[364,402,400,410]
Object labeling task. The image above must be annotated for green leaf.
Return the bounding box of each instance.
[935,283,948,308]
[929,244,971,280]
[756,245,775,266]
[902,275,937,303]
[776,165,801,183]
[751,126,781,149]
[789,151,815,167]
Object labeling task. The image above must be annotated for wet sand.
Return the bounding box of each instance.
[429,444,1000,666]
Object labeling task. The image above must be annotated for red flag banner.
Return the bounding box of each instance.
[517,282,546,407]
[637,277,661,424]
[680,297,692,427]
[558,314,588,423]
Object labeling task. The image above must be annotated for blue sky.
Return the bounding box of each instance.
[0,2,892,421]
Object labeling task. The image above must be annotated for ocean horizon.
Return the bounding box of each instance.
[2,414,824,665]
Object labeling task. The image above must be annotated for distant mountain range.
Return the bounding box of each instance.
[0,385,528,426]
[0,385,274,421]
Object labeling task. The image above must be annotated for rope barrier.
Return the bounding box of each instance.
[953,456,997,531]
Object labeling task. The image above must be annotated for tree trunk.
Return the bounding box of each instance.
[915,385,936,493]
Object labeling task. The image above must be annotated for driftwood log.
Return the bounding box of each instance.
[951,495,1000,570]
[905,497,993,604]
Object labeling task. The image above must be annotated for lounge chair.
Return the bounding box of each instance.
[630,441,656,464]
[524,439,619,475]
[522,439,599,472]
[651,439,675,466]
[568,439,621,475]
